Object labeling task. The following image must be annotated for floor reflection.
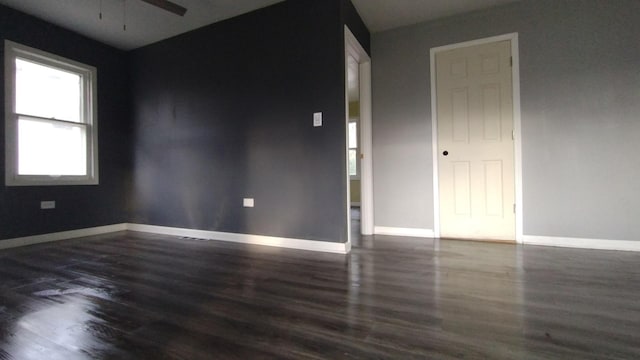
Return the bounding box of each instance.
[435,240,525,357]
[3,288,109,360]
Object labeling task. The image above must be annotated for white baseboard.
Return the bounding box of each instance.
[126,223,350,254]
[523,235,640,252]
[374,226,434,238]
[0,223,127,250]
[0,223,350,254]
[2,224,638,254]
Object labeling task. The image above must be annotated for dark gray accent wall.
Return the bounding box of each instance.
[130,0,369,243]
[0,5,131,240]
[341,0,370,55]
[372,0,640,240]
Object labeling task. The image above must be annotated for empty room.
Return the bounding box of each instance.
[0,0,639,358]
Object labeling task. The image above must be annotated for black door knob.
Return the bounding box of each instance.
[443,151,449,156]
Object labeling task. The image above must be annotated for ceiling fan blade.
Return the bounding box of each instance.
[139,0,187,16]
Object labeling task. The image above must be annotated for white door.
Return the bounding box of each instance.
[436,40,515,241]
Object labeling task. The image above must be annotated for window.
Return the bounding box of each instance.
[348,121,359,178]
[5,40,98,186]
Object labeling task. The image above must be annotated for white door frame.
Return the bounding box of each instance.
[345,26,374,240]
[430,33,523,243]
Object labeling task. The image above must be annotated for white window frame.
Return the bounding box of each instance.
[4,40,98,186]
[348,119,360,180]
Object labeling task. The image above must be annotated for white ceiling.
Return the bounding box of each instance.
[0,0,520,50]
[351,0,520,33]
[0,0,284,50]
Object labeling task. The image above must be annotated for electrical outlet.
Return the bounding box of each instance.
[40,201,56,209]
[243,198,254,207]
[313,112,322,127]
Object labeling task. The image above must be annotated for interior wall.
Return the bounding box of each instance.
[340,0,370,54]
[130,0,369,243]
[372,0,640,240]
[0,5,131,240]
[350,180,361,204]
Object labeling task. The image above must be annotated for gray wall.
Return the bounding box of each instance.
[372,0,640,240]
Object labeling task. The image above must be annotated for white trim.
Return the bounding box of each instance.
[127,224,350,254]
[344,31,353,246]
[0,224,126,250]
[0,224,351,254]
[2,224,638,254]
[374,226,434,238]
[511,36,524,244]
[430,33,523,243]
[523,235,640,252]
[359,61,374,235]
[430,47,440,238]
[345,26,374,236]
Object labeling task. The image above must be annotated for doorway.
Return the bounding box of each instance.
[345,26,373,245]
[347,55,362,240]
[431,34,522,242]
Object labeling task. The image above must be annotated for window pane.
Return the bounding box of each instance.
[349,122,357,149]
[349,149,357,176]
[18,117,87,176]
[16,59,82,122]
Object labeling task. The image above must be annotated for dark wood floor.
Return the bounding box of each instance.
[0,228,639,359]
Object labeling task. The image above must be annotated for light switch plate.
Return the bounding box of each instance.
[243,198,254,207]
[313,112,322,127]
[41,201,56,209]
